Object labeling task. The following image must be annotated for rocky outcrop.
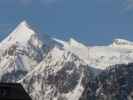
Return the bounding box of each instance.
[80,63,133,100]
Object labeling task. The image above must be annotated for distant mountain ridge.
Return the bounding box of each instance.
[0,21,133,100]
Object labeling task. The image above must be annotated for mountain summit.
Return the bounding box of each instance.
[2,20,37,44]
[0,21,45,82]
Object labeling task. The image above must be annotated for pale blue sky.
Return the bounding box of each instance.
[0,0,133,45]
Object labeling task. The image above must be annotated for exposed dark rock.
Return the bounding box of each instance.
[80,63,133,100]
[47,62,81,93]
[1,70,27,82]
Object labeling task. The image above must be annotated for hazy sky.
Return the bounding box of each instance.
[0,0,133,45]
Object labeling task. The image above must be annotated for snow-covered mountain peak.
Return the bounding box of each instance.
[111,38,133,46]
[0,21,46,81]
[68,38,86,48]
[1,20,37,45]
[18,20,29,27]
[69,38,82,47]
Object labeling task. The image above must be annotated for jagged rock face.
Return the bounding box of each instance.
[20,47,97,100]
[80,63,133,100]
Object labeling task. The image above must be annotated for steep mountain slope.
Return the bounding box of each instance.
[80,63,133,100]
[0,21,56,82]
[20,46,98,100]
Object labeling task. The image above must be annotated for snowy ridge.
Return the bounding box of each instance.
[1,21,133,71]
[110,38,133,49]
[112,38,133,46]
[54,38,133,69]
[53,38,90,65]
